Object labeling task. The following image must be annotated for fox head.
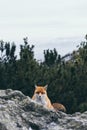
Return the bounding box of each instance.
[33,85,48,105]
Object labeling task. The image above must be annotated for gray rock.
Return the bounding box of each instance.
[0,89,87,130]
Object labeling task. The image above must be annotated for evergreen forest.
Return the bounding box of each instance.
[0,35,87,114]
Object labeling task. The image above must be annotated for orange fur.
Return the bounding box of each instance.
[32,85,53,109]
[52,103,66,112]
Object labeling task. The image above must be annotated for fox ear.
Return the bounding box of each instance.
[44,85,48,90]
[35,85,37,88]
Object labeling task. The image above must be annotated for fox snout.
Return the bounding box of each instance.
[38,93,42,96]
[38,93,42,99]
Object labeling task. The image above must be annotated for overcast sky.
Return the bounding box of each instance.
[0,0,87,59]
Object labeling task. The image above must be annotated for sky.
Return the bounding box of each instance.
[0,0,87,60]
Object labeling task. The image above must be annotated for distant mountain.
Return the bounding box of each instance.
[62,53,72,61]
[34,36,83,61]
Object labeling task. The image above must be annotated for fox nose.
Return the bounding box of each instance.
[39,93,42,98]
[39,93,41,97]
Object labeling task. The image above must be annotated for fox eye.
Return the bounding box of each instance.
[40,92,45,94]
[36,92,39,94]
[36,92,45,94]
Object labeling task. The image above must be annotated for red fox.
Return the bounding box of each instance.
[32,85,54,109]
[52,103,66,112]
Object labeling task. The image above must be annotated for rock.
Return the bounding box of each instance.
[0,89,87,130]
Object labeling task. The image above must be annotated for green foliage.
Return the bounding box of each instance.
[0,35,87,114]
[20,37,34,61]
[78,102,87,113]
[44,48,61,66]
